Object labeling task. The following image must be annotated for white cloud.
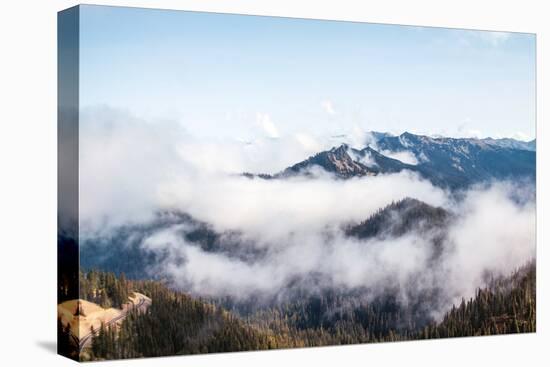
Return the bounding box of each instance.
[144,177,534,315]
[257,112,279,139]
[79,107,186,230]
[457,30,512,47]
[347,147,376,168]
[380,149,419,165]
[158,170,447,239]
[321,100,336,115]
[510,131,533,141]
[443,182,536,309]
[477,31,512,46]
[294,132,323,153]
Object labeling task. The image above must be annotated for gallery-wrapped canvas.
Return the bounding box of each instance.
[58,4,536,362]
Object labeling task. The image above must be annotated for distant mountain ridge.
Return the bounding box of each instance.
[244,132,536,190]
[481,137,535,151]
[373,132,536,188]
[367,131,536,151]
[280,144,377,179]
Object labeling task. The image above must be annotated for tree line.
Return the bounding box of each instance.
[84,262,535,361]
[79,269,130,309]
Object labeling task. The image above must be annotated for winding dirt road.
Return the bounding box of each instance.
[74,293,151,352]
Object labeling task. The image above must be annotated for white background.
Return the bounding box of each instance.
[0,0,547,366]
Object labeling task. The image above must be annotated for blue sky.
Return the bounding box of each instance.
[79,5,536,142]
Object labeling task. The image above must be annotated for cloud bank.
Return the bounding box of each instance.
[79,107,536,319]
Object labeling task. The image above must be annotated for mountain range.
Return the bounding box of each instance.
[244,132,536,190]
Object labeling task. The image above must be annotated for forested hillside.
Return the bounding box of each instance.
[80,270,130,309]
[345,198,450,239]
[417,262,536,338]
[83,262,535,361]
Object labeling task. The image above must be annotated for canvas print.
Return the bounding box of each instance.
[57,5,536,362]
